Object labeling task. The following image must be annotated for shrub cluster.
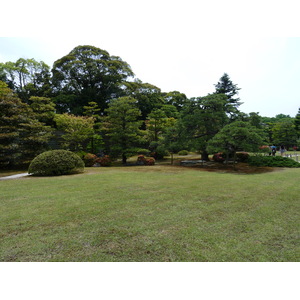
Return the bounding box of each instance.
[248,156,300,168]
[28,150,85,176]
[212,152,225,162]
[83,153,112,167]
[97,155,112,167]
[83,153,97,167]
[136,155,155,165]
[212,152,249,163]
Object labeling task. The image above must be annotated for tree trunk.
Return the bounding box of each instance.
[122,153,127,165]
[233,151,237,170]
[201,151,209,161]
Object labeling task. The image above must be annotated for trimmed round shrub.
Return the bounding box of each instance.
[28,150,85,176]
[178,150,189,156]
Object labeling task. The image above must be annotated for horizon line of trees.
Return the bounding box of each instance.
[1,45,300,168]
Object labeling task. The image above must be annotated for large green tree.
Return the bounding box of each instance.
[163,91,188,111]
[0,81,52,167]
[0,58,51,101]
[214,73,242,118]
[178,94,228,160]
[103,97,143,164]
[294,108,300,139]
[54,113,95,152]
[207,121,264,169]
[122,79,165,121]
[272,119,298,148]
[52,45,134,115]
[29,96,56,126]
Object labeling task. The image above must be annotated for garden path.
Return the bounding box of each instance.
[0,173,29,180]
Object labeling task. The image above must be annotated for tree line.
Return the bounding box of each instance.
[1,45,299,168]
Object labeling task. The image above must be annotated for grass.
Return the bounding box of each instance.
[0,165,299,262]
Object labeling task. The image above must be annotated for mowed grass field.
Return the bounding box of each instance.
[0,165,299,262]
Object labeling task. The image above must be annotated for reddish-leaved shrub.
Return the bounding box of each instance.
[145,157,155,165]
[83,153,97,167]
[96,155,112,167]
[212,152,225,163]
[136,155,155,165]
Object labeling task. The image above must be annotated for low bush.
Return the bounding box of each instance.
[236,152,250,162]
[136,155,155,165]
[149,142,169,160]
[96,155,112,167]
[145,157,155,165]
[28,150,85,176]
[212,152,225,163]
[83,153,97,167]
[248,156,300,168]
[178,150,189,156]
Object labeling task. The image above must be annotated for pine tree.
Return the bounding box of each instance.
[0,81,52,167]
[214,73,242,118]
[295,108,300,138]
[103,97,143,164]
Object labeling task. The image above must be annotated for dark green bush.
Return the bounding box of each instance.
[28,150,85,176]
[150,146,169,160]
[236,152,250,162]
[248,156,300,168]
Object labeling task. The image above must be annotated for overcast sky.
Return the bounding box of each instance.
[1,0,300,118]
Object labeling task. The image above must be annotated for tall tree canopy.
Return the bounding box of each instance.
[122,79,165,120]
[0,58,51,101]
[178,94,228,160]
[207,121,264,168]
[103,97,143,164]
[0,81,52,167]
[294,108,300,138]
[52,45,134,115]
[214,73,242,117]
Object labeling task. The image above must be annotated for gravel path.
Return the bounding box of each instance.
[0,173,30,180]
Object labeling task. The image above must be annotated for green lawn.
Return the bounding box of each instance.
[0,165,299,261]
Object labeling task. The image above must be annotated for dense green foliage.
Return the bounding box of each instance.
[207,121,264,167]
[247,156,300,168]
[103,97,143,164]
[28,150,84,176]
[1,44,299,168]
[52,45,134,115]
[0,82,53,168]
